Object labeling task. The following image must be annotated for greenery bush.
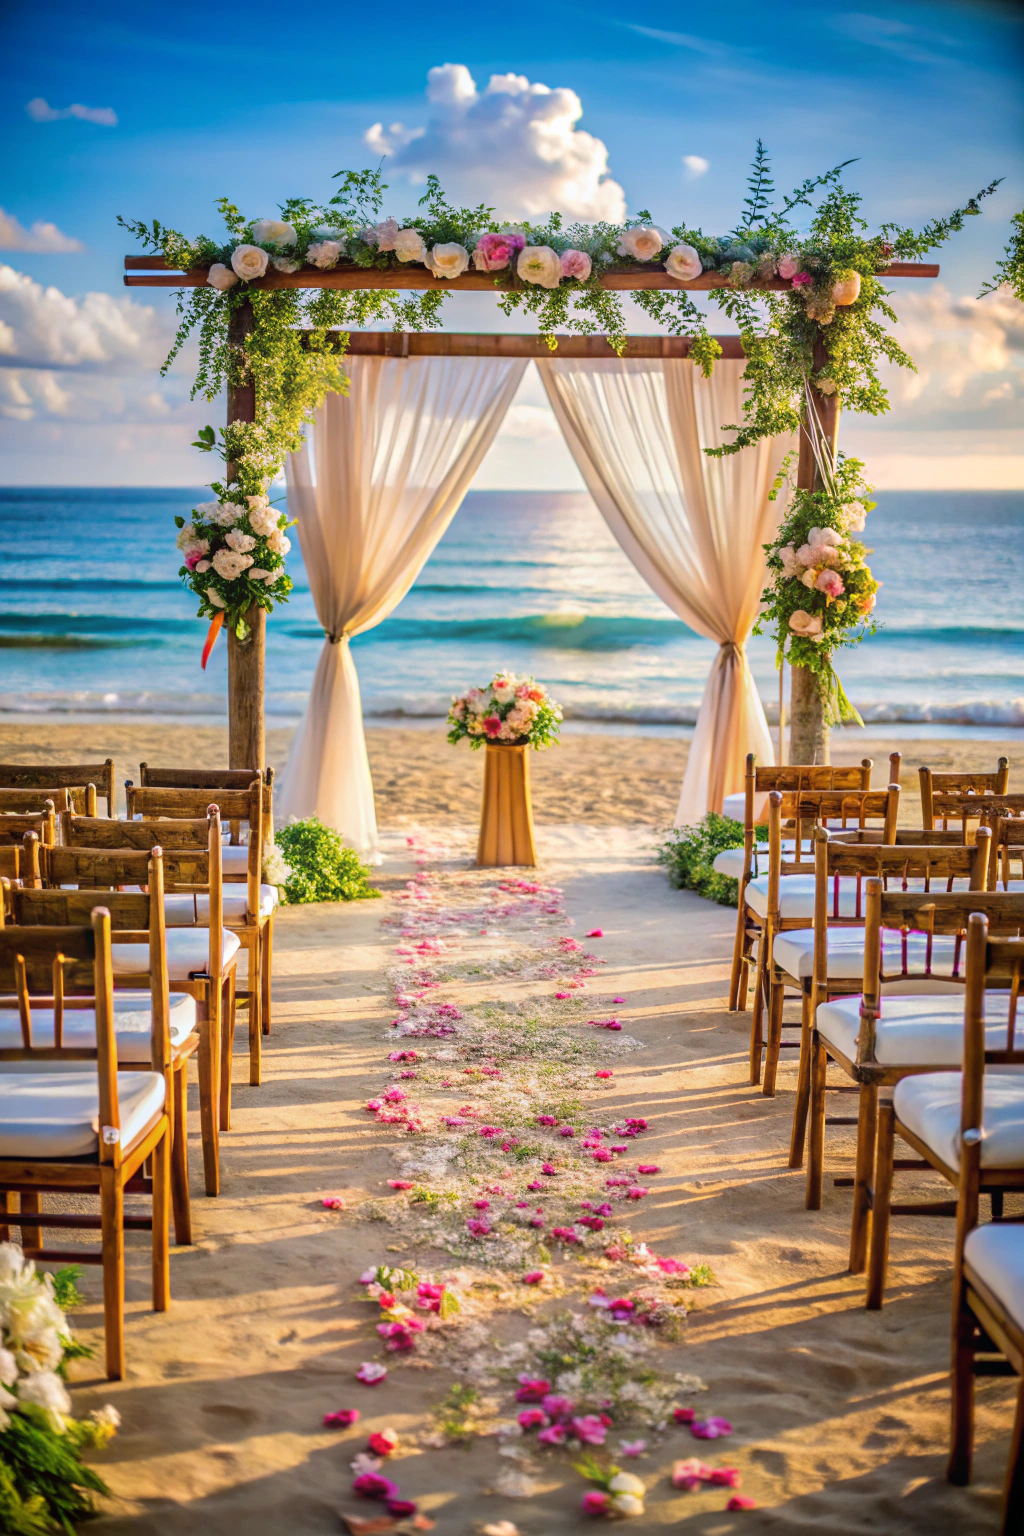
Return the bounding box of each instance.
[273,817,381,904]
[656,813,767,908]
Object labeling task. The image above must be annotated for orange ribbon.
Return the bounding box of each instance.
[200,610,224,670]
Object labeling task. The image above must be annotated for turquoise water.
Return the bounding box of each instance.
[0,487,1021,729]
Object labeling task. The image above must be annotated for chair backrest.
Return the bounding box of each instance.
[2,853,172,1082]
[856,883,1024,1062]
[51,810,226,974]
[0,806,56,847]
[924,789,1024,842]
[136,764,274,847]
[0,787,72,815]
[919,758,1010,829]
[809,827,990,1005]
[765,784,901,889]
[990,814,1024,891]
[0,760,114,817]
[0,908,126,1162]
[744,752,901,825]
[959,917,1024,1204]
[124,784,261,909]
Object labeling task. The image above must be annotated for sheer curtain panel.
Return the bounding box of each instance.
[281,355,527,858]
[538,357,794,822]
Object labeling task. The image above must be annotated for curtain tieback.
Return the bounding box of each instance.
[719,639,745,661]
[324,630,349,645]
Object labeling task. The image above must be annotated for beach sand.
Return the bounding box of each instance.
[0,721,1019,1531]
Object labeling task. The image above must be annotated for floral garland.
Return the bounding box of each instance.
[755,450,879,724]
[447,672,562,749]
[123,151,996,645]
[980,208,1024,302]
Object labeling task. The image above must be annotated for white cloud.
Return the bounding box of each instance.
[880,282,1024,427]
[25,97,117,127]
[0,209,83,254]
[365,64,626,223]
[682,156,709,180]
[0,264,175,371]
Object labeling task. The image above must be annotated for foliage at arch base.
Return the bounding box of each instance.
[120,149,998,653]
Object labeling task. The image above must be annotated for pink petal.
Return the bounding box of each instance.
[585,929,604,938]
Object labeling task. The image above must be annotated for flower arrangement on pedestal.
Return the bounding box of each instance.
[447,673,562,750]
[755,452,879,724]
[0,1244,120,1532]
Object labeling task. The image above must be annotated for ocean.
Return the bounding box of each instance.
[0,487,1022,734]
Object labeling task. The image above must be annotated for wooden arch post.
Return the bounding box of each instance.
[789,329,839,765]
[225,298,266,773]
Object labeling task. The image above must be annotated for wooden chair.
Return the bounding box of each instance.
[0,908,171,1379]
[926,790,1024,846]
[991,814,1024,892]
[948,923,1024,1534]
[796,829,990,1196]
[2,849,198,1244]
[0,848,19,889]
[136,764,275,863]
[726,753,901,1011]
[747,784,901,1094]
[816,881,1024,1273]
[0,806,57,849]
[920,759,1010,830]
[0,788,72,815]
[0,760,114,816]
[40,810,239,1194]
[125,781,275,1045]
[867,919,1024,1311]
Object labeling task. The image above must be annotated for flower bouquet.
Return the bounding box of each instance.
[755,453,879,725]
[447,672,562,750]
[175,481,294,658]
[0,1243,120,1532]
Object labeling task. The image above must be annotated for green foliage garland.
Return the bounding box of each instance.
[273,816,381,904]
[656,814,768,906]
[979,209,1024,302]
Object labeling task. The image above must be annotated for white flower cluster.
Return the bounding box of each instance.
[0,1242,82,1435]
[182,490,292,608]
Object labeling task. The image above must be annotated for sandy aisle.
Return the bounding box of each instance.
[33,824,1008,1533]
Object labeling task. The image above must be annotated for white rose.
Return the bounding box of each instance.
[271,256,302,274]
[844,499,867,531]
[789,608,824,640]
[17,1368,71,1420]
[207,589,226,608]
[206,263,238,291]
[0,1348,17,1387]
[211,549,254,580]
[517,245,562,289]
[616,225,669,261]
[208,502,240,527]
[175,523,197,550]
[248,567,274,581]
[194,559,211,573]
[247,502,280,537]
[801,568,818,588]
[425,242,469,280]
[230,244,269,281]
[373,217,401,251]
[611,1494,645,1517]
[268,529,291,556]
[225,529,257,553]
[307,240,343,270]
[609,1473,645,1497]
[394,228,427,263]
[665,243,702,281]
[251,218,297,249]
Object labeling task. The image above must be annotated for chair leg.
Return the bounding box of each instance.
[948,1281,977,1486]
[219,971,235,1133]
[197,994,221,1198]
[992,1189,1005,1221]
[0,1191,15,1243]
[261,913,273,1038]
[19,1189,41,1252]
[1002,1376,1024,1532]
[749,929,767,1086]
[762,970,785,1098]
[170,1062,192,1246]
[866,1100,896,1310]
[788,990,813,1169]
[728,904,746,1011]
[152,1126,171,1312]
[100,1169,125,1381]
[805,1030,827,1211]
[849,1082,878,1275]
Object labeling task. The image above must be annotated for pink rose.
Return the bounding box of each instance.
[482,715,502,737]
[777,253,800,280]
[816,568,845,598]
[791,271,813,288]
[474,231,526,271]
[582,1490,610,1515]
[560,248,592,281]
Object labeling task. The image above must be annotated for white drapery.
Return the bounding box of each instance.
[537,357,795,822]
[280,355,527,858]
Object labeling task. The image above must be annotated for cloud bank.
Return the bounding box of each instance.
[0,209,83,254]
[25,97,117,127]
[365,64,626,222]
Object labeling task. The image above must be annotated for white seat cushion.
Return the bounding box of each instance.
[817,992,1018,1067]
[723,792,767,823]
[894,1068,1024,1170]
[773,926,965,984]
[221,845,250,876]
[0,1071,166,1158]
[964,1224,1024,1329]
[163,884,278,925]
[744,873,877,922]
[112,928,240,979]
[712,839,803,882]
[0,992,197,1063]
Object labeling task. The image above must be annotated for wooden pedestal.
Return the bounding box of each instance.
[476,744,537,867]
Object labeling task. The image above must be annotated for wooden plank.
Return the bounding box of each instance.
[309,332,750,359]
[122,260,941,291]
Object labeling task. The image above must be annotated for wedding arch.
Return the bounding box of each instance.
[122,153,997,842]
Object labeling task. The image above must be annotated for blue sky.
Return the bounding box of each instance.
[2,0,1022,486]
